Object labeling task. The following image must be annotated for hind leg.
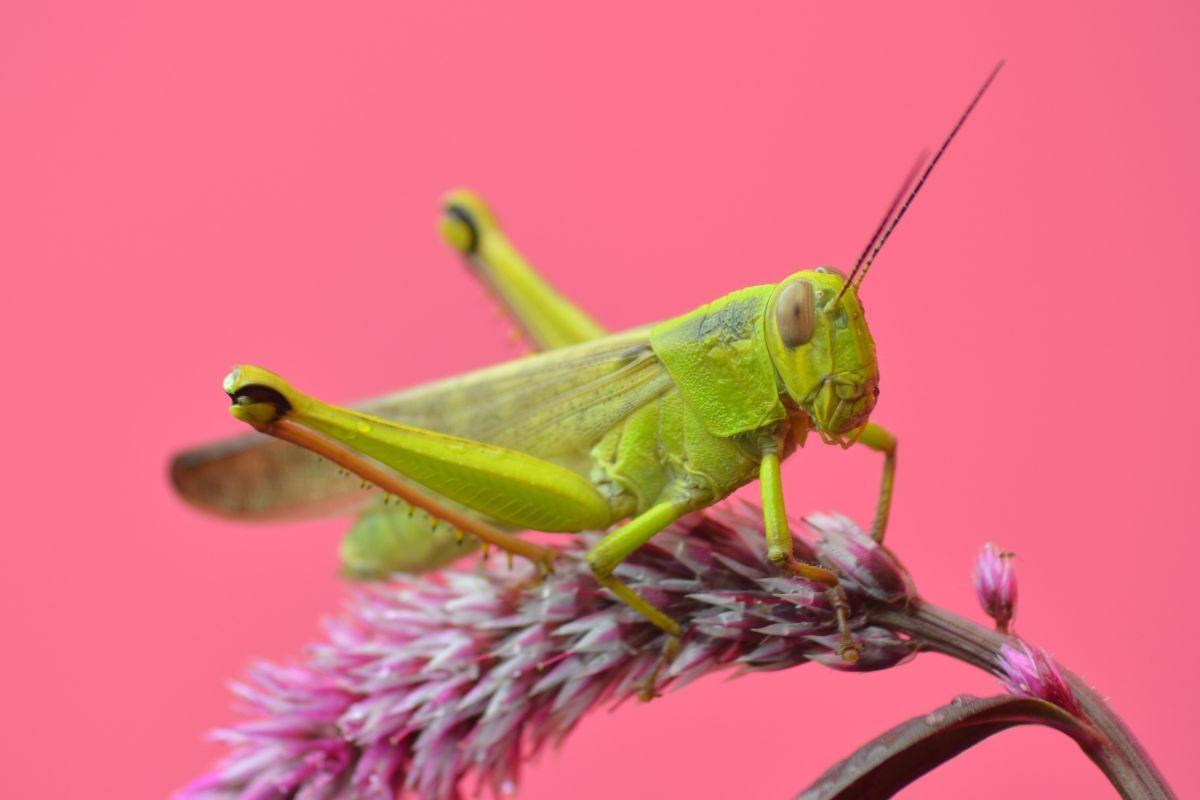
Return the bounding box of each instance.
[439,190,606,350]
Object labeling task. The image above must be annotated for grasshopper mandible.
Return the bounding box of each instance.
[172,63,1002,664]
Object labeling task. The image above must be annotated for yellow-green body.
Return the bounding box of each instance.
[174,59,1007,658]
[199,273,880,540]
[174,190,895,651]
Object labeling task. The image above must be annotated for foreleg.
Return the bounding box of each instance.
[858,422,897,542]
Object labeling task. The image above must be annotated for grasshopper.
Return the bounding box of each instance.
[172,64,1002,664]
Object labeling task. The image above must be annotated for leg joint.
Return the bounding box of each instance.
[440,195,488,256]
[585,549,611,579]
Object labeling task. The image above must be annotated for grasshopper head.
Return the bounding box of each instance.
[765,269,880,440]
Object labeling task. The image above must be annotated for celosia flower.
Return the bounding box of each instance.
[179,505,915,800]
[804,512,912,604]
[973,543,1017,632]
[995,641,1081,716]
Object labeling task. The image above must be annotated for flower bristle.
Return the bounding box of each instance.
[179,505,914,800]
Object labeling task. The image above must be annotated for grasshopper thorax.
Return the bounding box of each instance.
[765,269,879,441]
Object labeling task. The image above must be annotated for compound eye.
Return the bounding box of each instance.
[777,281,815,347]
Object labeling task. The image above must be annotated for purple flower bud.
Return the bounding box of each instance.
[996,641,1081,716]
[973,543,1017,632]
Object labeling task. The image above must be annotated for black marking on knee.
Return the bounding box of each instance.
[444,204,480,255]
[229,384,292,420]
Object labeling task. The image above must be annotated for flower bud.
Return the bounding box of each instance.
[973,543,1017,632]
[996,641,1081,716]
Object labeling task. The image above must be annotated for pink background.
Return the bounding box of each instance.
[3,2,1198,797]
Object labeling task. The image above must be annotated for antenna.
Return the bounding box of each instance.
[834,59,1005,305]
[832,151,928,308]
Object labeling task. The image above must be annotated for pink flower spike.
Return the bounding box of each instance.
[179,505,916,800]
[973,543,1017,632]
[996,641,1082,716]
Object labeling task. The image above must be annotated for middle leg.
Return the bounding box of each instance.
[585,498,696,700]
[584,499,698,637]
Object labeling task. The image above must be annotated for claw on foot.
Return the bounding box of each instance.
[772,556,860,665]
[637,635,682,702]
[825,584,860,664]
[514,556,555,593]
[536,553,556,578]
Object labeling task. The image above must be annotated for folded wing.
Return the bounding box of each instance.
[170,328,672,521]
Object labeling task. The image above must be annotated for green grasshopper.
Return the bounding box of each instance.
[172,64,1002,663]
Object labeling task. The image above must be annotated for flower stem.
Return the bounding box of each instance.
[872,600,1176,800]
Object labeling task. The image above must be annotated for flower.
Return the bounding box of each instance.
[972,543,1017,632]
[995,641,1081,716]
[179,505,915,800]
[803,511,913,604]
